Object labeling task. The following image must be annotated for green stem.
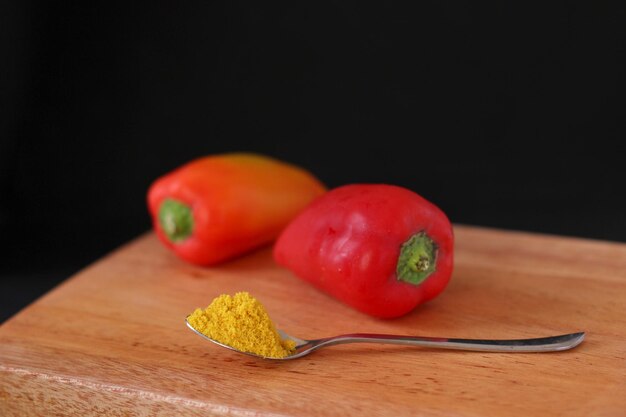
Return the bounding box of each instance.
[396,231,438,285]
[158,199,194,243]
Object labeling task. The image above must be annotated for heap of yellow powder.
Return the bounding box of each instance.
[187,292,296,359]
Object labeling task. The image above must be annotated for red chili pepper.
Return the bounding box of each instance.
[147,153,326,266]
[273,184,454,318]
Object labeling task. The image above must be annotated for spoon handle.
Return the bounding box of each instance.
[312,332,585,353]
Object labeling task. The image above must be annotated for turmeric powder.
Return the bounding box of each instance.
[187,292,296,358]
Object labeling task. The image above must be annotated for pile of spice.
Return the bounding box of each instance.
[187,292,296,359]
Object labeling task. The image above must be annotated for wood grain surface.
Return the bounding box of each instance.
[1,225,625,416]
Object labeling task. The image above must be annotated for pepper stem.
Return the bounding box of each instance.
[158,199,194,243]
[396,231,438,285]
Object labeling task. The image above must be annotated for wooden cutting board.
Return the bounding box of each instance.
[1,225,625,416]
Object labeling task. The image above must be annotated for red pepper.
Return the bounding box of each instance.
[147,153,326,266]
[273,184,454,318]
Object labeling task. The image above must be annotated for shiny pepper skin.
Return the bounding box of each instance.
[273,184,454,318]
[147,153,326,266]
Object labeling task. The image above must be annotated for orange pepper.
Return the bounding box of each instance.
[147,153,326,266]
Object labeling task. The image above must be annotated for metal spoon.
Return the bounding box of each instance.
[185,318,585,360]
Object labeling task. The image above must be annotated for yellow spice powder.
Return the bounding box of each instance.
[187,292,296,359]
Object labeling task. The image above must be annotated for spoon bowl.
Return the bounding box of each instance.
[185,318,585,360]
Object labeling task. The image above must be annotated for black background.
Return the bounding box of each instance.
[2,1,625,322]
